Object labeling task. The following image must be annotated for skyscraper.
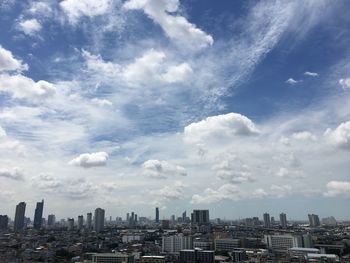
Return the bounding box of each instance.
[0,215,8,230]
[78,215,84,230]
[280,213,287,228]
[33,199,44,230]
[47,214,56,226]
[67,218,74,231]
[308,214,320,227]
[191,210,210,225]
[182,211,186,222]
[94,208,105,233]
[14,202,26,232]
[86,212,92,230]
[263,213,271,228]
[155,207,159,223]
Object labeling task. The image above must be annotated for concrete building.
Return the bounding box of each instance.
[67,218,74,231]
[47,214,55,226]
[308,214,320,227]
[0,215,8,230]
[191,210,210,225]
[87,212,92,230]
[155,207,159,223]
[141,256,165,263]
[162,234,193,252]
[264,234,312,251]
[92,253,135,263]
[78,215,84,230]
[33,199,44,230]
[263,213,270,228]
[280,213,287,228]
[180,249,214,263]
[94,208,105,233]
[215,238,241,252]
[14,202,26,232]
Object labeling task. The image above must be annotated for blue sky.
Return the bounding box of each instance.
[0,0,350,221]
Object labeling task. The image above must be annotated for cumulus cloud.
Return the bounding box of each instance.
[285,78,299,84]
[339,78,350,90]
[60,0,112,24]
[292,131,317,141]
[325,121,350,150]
[82,50,121,77]
[0,126,6,138]
[0,167,24,180]
[149,181,185,200]
[191,184,242,204]
[324,181,350,197]
[91,98,113,107]
[304,71,319,77]
[184,113,260,144]
[69,152,109,168]
[0,46,28,72]
[123,0,213,50]
[142,159,187,178]
[0,74,56,99]
[17,19,42,36]
[160,62,193,83]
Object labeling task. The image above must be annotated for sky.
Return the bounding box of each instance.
[0,0,350,221]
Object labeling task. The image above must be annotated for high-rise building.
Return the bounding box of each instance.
[263,213,271,228]
[87,212,92,229]
[280,213,287,228]
[308,214,320,227]
[78,215,84,230]
[127,213,130,222]
[47,214,56,226]
[191,210,210,225]
[67,218,74,231]
[0,215,9,230]
[14,202,26,232]
[162,234,193,252]
[182,211,186,222]
[34,199,44,230]
[94,208,105,233]
[155,207,159,223]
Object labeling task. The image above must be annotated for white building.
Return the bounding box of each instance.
[264,234,303,250]
[162,235,193,252]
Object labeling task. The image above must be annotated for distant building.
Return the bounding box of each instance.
[263,213,270,228]
[215,238,241,252]
[94,208,105,233]
[308,214,320,227]
[191,210,210,225]
[141,256,165,263]
[162,234,193,252]
[155,207,159,223]
[264,234,312,251]
[14,202,26,232]
[280,213,287,228]
[67,218,74,231]
[232,249,248,262]
[33,199,44,230]
[47,214,56,226]
[182,211,186,222]
[161,220,170,229]
[87,212,92,229]
[91,252,135,263]
[180,249,214,263]
[322,216,337,226]
[0,215,8,230]
[78,215,84,230]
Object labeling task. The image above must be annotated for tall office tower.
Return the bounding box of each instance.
[171,215,176,222]
[126,213,130,221]
[67,218,74,231]
[182,211,186,222]
[191,210,210,225]
[77,215,84,230]
[308,214,320,227]
[0,215,9,230]
[94,208,105,233]
[86,212,92,229]
[47,214,56,226]
[33,199,44,230]
[263,213,271,228]
[280,213,287,228]
[135,214,138,222]
[14,202,26,232]
[131,212,135,222]
[155,207,159,223]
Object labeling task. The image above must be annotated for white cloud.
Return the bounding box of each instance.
[91,98,113,107]
[0,167,24,180]
[184,113,260,144]
[150,181,185,200]
[69,152,109,168]
[304,71,319,77]
[160,62,192,83]
[0,74,56,99]
[325,121,350,150]
[0,126,6,138]
[60,0,112,24]
[292,131,317,141]
[82,50,121,77]
[0,45,28,72]
[191,184,242,204]
[142,159,187,178]
[285,78,299,85]
[18,19,42,36]
[339,78,350,90]
[324,181,350,197]
[123,0,213,50]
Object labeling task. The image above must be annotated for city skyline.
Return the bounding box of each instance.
[1,0,350,219]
